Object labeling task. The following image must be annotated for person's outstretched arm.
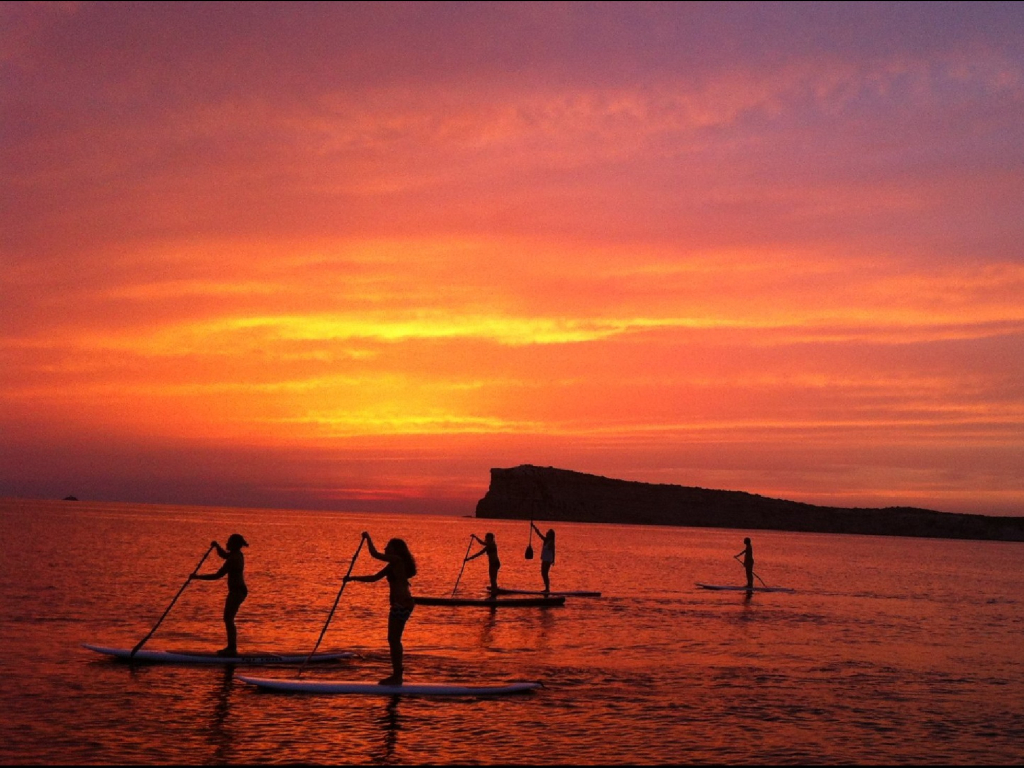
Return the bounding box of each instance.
[344,565,388,584]
[191,562,229,581]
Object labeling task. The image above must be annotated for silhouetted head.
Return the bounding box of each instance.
[385,538,417,578]
[227,533,249,551]
[485,532,495,543]
[546,529,555,541]
[744,537,751,545]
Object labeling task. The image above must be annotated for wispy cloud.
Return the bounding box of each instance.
[3,2,1023,514]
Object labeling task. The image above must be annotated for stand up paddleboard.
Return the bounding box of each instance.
[489,587,602,597]
[237,675,542,696]
[414,595,566,607]
[83,644,357,665]
[696,584,796,593]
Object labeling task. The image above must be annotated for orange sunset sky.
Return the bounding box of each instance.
[2,2,1023,516]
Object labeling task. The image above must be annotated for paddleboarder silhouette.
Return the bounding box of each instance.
[735,537,754,590]
[189,533,248,656]
[530,523,556,593]
[469,532,501,593]
[344,532,417,685]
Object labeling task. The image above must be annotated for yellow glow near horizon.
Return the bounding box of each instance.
[4,3,1024,515]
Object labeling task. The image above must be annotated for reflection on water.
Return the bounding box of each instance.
[372,697,401,766]
[210,667,236,765]
[477,608,499,649]
[1,498,1023,764]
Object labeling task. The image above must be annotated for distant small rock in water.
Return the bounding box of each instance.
[62,495,79,501]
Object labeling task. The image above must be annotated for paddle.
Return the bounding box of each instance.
[300,537,364,676]
[525,517,534,560]
[130,544,215,661]
[733,553,769,588]
[451,535,475,597]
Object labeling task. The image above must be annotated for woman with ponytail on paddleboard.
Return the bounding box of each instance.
[468,532,501,594]
[343,532,417,686]
[189,533,248,656]
[531,523,556,594]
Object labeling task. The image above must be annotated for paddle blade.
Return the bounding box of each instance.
[525,544,534,560]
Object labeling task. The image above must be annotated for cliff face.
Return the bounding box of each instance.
[475,465,1024,542]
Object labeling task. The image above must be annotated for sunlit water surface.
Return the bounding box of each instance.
[1,498,1022,765]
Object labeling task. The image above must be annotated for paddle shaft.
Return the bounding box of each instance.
[300,537,365,675]
[525,516,534,559]
[451,535,475,597]
[734,553,769,587]
[131,544,215,660]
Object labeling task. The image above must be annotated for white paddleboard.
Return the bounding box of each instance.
[414,595,565,607]
[696,583,795,593]
[83,644,357,665]
[237,675,542,696]
[490,587,602,597]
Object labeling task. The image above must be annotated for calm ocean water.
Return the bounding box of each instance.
[1,497,1022,765]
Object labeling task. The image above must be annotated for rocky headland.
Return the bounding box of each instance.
[475,465,1024,542]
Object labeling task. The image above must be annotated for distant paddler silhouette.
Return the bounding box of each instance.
[468,532,501,594]
[531,523,556,593]
[733,537,768,590]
